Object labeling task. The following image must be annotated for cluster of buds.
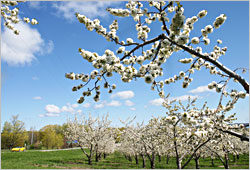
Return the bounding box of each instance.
[182,16,198,36]
[170,7,185,36]
[214,14,227,29]
[1,1,38,35]
[178,58,193,64]
[197,10,207,18]
[106,8,130,17]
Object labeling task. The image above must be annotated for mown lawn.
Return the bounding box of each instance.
[1,149,249,169]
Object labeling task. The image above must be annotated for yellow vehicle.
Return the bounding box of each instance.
[11,147,25,152]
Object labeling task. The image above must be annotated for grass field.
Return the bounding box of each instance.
[1,149,249,169]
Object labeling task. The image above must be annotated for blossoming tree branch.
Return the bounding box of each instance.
[65,1,249,141]
[1,1,38,35]
[66,1,248,101]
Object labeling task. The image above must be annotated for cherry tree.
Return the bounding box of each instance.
[98,133,116,159]
[118,118,145,166]
[139,118,167,169]
[1,1,38,35]
[65,114,115,165]
[204,131,249,169]
[164,95,249,168]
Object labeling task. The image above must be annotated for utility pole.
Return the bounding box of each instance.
[30,126,35,145]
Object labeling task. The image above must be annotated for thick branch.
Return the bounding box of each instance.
[164,35,249,93]
[80,146,90,158]
[205,145,226,167]
[216,128,249,142]
[181,138,211,169]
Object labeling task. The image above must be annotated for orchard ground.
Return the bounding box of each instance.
[1,148,249,169]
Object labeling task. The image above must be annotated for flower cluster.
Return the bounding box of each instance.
[213,14,227,29]
[197,10,207,18]
[106,8,130,17]
[170,8,185,36]
[1,1,38,35]
[178,58,193,64]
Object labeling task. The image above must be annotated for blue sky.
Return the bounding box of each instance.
[1,1,249,131]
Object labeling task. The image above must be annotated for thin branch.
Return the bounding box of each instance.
[120,34,165,61]
[152,39,163,62]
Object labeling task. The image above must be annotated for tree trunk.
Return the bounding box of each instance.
[150,153,156,169]
[176,158,182,169]
[233,155,236,162]
[141,154,146,168]
[224,153,229,169]
[237,154,240,159]
[211,159,214,167]
[89,146,93,165]
[88,157,92,165]
[173,126,181,169]
[98,153,102,161]
[128,155,132,162]
[195,158,200,169]
[104,153,107,159]
[166,155,169,164]
[95,154,98,162]
[158,154,161,162]
[95,150,99,162]
[135,155,139,164]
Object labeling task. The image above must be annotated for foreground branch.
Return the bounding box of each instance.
[163,34,249,93]
[216,128,249,142]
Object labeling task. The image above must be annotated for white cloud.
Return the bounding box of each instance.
[38,114,44,118]
[40,103,82,118]
[32,76,39,80]
[28,1,44,9]
[44,113,60,117]
[111,91,135,99]
[39,112,60,117]
[44,40,54,54]
[150,98,165,106]
[61,105,74,113]
[1,22,53,66]
[45,104,61,113]
[61,103,79,113]
[39,104,61,117]
[107,100,121,107]
[189,85,215,94]
[130,107,136,111]
[52,1,121,21]
[33,96,42,100]
[76,110,82,113]
[82,103,91,108]
[94,103,105,109]
[125,100,134,106]
[170,95,199,101]
[71,104,79,108]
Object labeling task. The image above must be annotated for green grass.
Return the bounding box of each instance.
[1,149,249,169]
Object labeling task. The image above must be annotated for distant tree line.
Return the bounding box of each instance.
[1,114,122,150]
[1,115,76,150]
